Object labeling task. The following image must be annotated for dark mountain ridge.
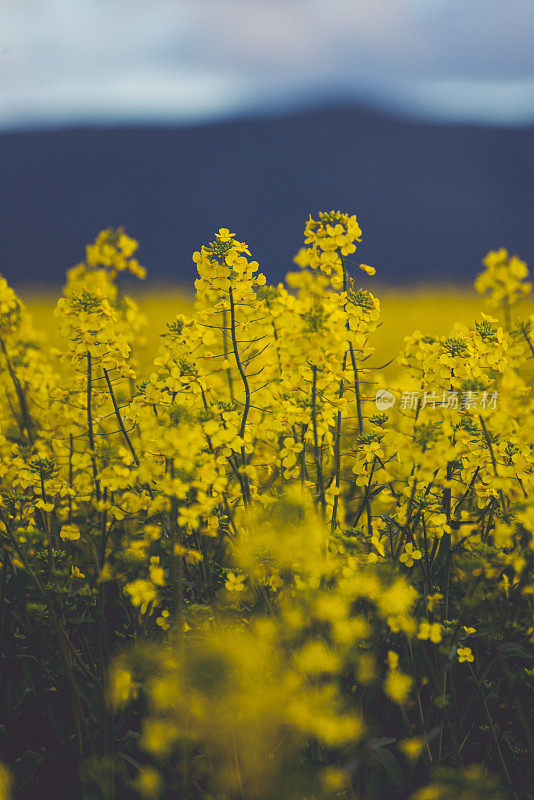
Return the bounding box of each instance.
[1,105,533,287]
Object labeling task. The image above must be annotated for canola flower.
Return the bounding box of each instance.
[0,216,532,800]
[457,646,475,664]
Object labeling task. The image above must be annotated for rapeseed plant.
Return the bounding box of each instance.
[0,217,532,799]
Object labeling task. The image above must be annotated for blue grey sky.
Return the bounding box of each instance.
[2,0,534,129]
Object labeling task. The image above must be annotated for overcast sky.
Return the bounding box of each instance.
[2,0,534,129]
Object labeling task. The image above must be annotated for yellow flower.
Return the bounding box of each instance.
[156,609,171,629]
[457,646,474,663]
[384,670,412,704]
[295,640,340,675]
[0,277,22,337]
[362,440,384,463]
[386,650,399,671]
[297,211,365,284]
[86,227,146,279]
[149,557,165,587]
[417,621,442,643]
[136,767,163,799]
[279,437,304,469]
[399,737,424,761]
[110,665,136,708]
[60,523,81,541]
[399,542,422,568]
[426,592,443,612]
[321,766,349,792]
[371,534,386,557]
[70,566,85,579]
[225,572,245,592]
[475,247,531,307]
[125,579,157,612]
[268,572,284,591]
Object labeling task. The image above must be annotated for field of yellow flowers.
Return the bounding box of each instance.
[0,214,533,800]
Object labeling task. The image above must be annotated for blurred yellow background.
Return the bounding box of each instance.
[23,288,533,379]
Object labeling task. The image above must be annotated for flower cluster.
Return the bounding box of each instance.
[295,210,375,288]
[475,247,531,307]
[86,226,146,279]
[0,217,532,800]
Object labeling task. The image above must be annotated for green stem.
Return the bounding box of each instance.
[86,351,101,504]
[311,364,326,516]
[340,255,372,532]
[331,351,348,534]
[222,306,235,402]
[103,368,139,465]
[479,415,509,522]
[228,287,251,504]
[0,336,34,445]
[468,662,517,797]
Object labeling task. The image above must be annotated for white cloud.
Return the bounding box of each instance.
[1,0,534,128]
[0,65,252,126]
[393,78,534,124]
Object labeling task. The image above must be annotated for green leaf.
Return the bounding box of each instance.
[367,741,405,787]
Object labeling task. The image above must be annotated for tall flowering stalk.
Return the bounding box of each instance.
[0,216,532,800]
